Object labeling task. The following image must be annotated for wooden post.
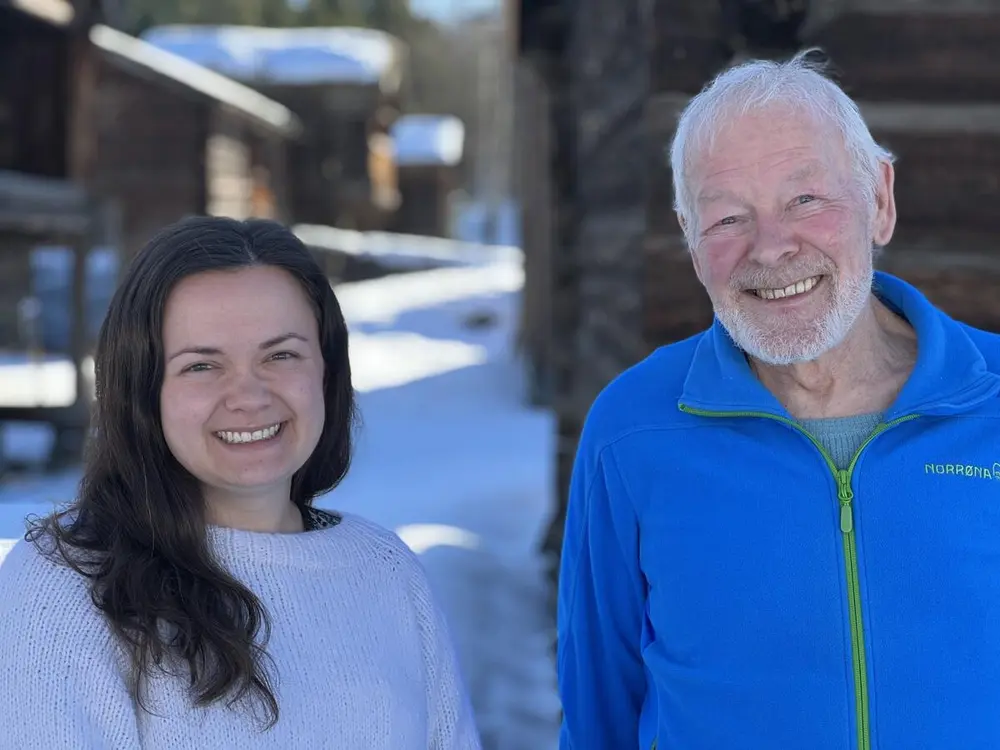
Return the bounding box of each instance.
[50,196,119,467]
[44,16,99,466]
[513,59,555,407]
[67,29,98,188]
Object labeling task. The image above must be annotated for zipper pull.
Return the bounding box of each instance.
[837,470,854,534]
[840,502,853,533]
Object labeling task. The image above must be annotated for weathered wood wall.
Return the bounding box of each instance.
[255,84,393,230]
[390,165,456,237]
[513,57,555,405]
[92,60,206,256]
[644,0,723,351]
[0,9,74,347]
[93,60,295,257]
[518,0,657,563]
[0,9,70,178]
[0,234,36,347]
[813,5,1000,101]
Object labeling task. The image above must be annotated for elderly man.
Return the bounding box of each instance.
[557,50,1000,750]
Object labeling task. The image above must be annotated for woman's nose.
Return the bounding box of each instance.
[223,368,273,412]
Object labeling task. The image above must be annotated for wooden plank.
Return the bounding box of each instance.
[0,404,80,422]
[810,11,1000,101]
[802,0,1000,39]
[0,170,89,234]
[832,0,1000,15]
[68,32,99,185]
[863,102,1000,135]
[880,230,1000,271]
[646,92,1000,137]
[0,16,72,178]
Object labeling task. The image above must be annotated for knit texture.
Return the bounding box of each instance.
[799,412,884,469]
[0,512,482,749]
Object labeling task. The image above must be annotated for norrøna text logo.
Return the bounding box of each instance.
[925,462,1000,480]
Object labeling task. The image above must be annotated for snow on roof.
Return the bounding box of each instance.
[391,115,465,167]
[140,25,401,87]
[91,25,300,136]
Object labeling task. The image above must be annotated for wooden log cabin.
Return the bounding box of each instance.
[89,25,301,259]
[389,114,465,238]
[0,0,114,465]
[0,7,300,468]
[142,25,407,231]
[511,0,1000,567]
[23,26,302,398]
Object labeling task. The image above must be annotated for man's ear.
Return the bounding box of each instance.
[872,160,897,247]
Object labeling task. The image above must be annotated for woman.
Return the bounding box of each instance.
[0,217,481,749]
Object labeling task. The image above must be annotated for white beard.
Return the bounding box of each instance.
[715,257,874,366]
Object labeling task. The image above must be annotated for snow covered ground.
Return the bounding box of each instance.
[0,256,561,749]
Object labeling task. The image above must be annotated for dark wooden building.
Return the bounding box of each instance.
[89,24,301,258]
[512,0,1000,568]
[389,114,465,238]
[0,9,300,468]
[0,0,113,463]
[142,25,407,231]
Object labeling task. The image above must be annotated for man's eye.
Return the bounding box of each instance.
[718,216,738,226]
[795,194,816,205]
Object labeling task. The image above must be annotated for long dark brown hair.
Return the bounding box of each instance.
[27,216,356,728]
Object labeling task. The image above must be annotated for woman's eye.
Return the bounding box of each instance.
[270,351,300,362]
[795,194,816,205]
[717,216,738,227]
[183,363,212,373]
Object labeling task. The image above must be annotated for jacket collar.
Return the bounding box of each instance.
[679,271,1000,419]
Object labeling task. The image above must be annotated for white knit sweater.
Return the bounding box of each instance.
[0,512,482,749]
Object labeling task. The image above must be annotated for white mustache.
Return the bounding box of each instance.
[732,267,832,291]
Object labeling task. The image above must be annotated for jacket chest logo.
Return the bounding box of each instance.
[924,462,1000,480]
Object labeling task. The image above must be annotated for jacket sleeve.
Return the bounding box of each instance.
[0,540,142,749]
[557,437,646,749]
[408,560,483,750]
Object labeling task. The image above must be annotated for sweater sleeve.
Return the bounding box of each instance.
[408,561,483,750]
[0,540,142,749]
[557,439,647,749]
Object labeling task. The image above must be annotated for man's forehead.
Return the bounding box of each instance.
[785,161,824,181]
[700,103,839,155]
[694,158,831,203]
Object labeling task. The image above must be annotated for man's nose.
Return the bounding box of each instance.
[747,215,798,267]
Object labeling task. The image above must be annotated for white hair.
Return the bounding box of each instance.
[669,49,895,246]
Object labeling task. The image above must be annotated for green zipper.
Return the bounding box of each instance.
[678,404,918,750]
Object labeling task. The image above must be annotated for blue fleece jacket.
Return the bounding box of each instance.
[557,272,1000,750]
